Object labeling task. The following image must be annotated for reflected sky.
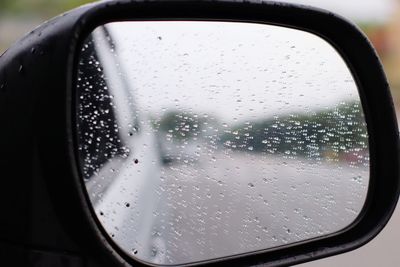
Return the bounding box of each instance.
[104,21,358,123]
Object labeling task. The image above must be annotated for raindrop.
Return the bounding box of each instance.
[151,247,158,257]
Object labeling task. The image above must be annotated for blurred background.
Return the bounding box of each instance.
[1,0,399,266]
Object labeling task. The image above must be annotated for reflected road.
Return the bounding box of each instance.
[90,150,368,265]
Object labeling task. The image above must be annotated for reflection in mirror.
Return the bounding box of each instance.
[76,21,369,265]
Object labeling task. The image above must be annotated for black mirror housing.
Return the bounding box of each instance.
[0,1,398,266]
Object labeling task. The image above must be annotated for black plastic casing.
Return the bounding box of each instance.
[0,1,398,266]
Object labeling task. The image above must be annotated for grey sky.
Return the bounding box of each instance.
[278,0,397,23]
[98,21,359,124]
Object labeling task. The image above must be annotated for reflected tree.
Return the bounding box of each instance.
[220,102,368,164]
[157,111,206,141]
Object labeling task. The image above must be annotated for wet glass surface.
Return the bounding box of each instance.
[76,21,369,265]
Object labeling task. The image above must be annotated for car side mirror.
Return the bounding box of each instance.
[0,1,398,267]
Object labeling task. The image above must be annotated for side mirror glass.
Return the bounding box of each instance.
[76,21,369,265]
